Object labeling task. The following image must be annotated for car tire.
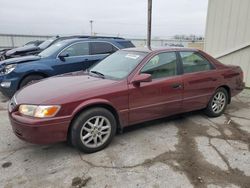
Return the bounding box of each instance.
[70,107,117,153]
[204,87,229,117]
[19,75,45,89]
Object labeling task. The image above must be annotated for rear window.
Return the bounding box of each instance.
[117,41,135,48]
[90,42,117,55]
[180,51,212,73]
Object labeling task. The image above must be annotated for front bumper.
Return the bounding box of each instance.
[0,76,19,98]
[9,111,71,144]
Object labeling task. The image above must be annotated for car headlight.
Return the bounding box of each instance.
[1,64,17,75]
[19,105,60,118]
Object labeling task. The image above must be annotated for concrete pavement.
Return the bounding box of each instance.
[0,90,250,188]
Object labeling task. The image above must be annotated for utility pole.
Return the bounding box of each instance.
[147,0,152,49]
[90,20,93,36]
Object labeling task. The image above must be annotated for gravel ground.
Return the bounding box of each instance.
[0,90,249,188]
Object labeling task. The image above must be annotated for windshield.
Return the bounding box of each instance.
[38,38,56,49]
[90,50,147,79]
[38,41,65,57]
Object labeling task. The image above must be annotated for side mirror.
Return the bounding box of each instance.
[131,73,152,86]
[58,53,69,61]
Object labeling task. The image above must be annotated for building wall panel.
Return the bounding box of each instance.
[205,0,250,87]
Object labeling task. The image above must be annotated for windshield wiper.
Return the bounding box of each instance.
[90,70,105,78]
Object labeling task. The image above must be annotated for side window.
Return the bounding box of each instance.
[141,52,177,79]
[180,51,212,73]
[60,42,89,57]
[90,42,117,55]
[117,41,135,48]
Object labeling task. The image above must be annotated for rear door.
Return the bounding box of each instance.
[128,51,183,124]
[178,51,217,112]
[55,42,92,74]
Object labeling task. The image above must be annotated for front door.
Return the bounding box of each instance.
[54,42,91,74]
[128,52,183,125]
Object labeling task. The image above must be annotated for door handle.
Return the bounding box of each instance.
[84,58,89,61]
[171,83,182,89]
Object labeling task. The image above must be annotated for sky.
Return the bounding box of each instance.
[0,0,208,38]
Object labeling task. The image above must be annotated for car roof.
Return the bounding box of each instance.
[123,47,199,53]
[53,38,130,47]
[56,36,129,43]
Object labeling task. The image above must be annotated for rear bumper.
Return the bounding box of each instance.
[231,82,245,97]
[9,112,71,144]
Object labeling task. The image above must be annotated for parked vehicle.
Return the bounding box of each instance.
[0,41,45,61]
[24,40,44,46]
[8,48,244,153]
[2,35,96,60]
[1,40,45,60]
[0,37,135,97]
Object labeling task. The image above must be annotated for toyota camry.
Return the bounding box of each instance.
[8,48,244,153]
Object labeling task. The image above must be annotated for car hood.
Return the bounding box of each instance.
[0,48,10,54]
[6,45,40,56]
[0,55,41,66]
[15,72,121,105]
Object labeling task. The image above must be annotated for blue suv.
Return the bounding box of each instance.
[0,36,134,97]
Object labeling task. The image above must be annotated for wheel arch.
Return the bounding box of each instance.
[18,72,49,89]
[217,85,231,104]
[67,101,123,142]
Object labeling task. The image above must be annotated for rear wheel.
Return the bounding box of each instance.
[204,87,229,117]
[70,108,117,153]
[19,75,45,88]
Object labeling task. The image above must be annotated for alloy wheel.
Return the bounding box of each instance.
[80,116,111,148]
[211,91,226,114]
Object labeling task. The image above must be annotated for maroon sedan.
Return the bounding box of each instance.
[8,48,244,153]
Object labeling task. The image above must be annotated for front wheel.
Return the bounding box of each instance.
[204,88,229,117]
[70,108,117,153]
[19,75,45,89]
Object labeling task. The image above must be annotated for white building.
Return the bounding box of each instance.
[204,0,250,87]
